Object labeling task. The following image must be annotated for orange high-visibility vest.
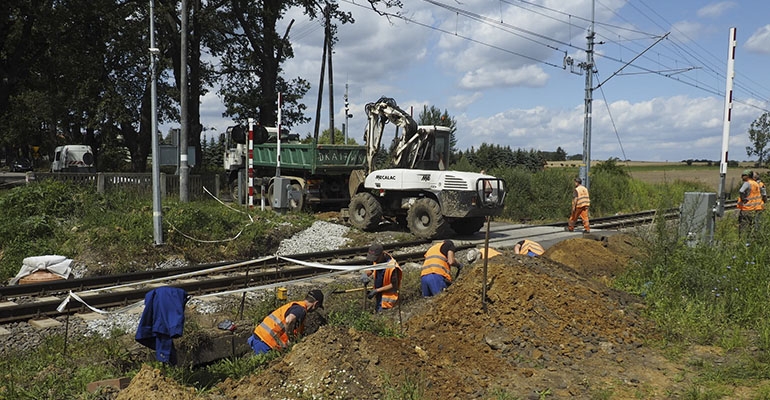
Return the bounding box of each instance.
[738,180,762,211]
[573,185,590,208]
[254,301,306,350]
[421,243,452,282]
[518,240,544,256]
[374,255,402,309]
[480,247,502,259]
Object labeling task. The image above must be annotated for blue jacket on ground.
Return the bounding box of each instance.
[135,286,188,364]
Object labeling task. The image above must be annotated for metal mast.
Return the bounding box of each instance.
[580,0,596,189]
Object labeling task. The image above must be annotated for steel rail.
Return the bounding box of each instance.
[0,202,737,324]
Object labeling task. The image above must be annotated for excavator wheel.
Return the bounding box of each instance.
[407,197,449,239]
[348,192,383,231]
[450,217,486,236]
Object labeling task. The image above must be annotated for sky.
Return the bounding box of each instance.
[194,0,770,162]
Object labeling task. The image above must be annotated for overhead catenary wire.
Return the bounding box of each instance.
[339,0,770,115]
[594,71,628,162]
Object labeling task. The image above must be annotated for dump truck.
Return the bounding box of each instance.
[224,125,367,210]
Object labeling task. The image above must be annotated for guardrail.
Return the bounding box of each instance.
[33,172,221,200]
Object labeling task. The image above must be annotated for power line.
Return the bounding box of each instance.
[338,0,770,112]
[340,0,565,69]
[595,72,627,162]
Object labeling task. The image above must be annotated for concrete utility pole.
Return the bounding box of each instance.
[580,0,596,189]
[149,0,163,245]
[179,0,190,202]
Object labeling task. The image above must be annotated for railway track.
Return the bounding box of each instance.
[0,202,737,324]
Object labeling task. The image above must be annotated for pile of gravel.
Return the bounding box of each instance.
[277,220,350,255]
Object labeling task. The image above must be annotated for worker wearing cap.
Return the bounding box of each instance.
[361,243,402,312]
[248,289,324,355]
[568,177,591,233]
[514,239,545,257]
[420,240,463,297]
[738,169,762,237]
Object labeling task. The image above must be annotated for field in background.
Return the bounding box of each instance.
[546,160,766,194]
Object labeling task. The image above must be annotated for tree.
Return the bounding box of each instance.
[303,128,357,145]
[746,112,770,167]
[210,1,353,129]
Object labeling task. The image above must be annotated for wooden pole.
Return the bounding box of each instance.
[482,215,490,313]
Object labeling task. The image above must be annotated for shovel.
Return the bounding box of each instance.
[331,287,366,294]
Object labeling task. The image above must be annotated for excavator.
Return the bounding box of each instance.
[346,96,506,238]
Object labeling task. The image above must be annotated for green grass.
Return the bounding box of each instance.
[0,180,314,282]
[614,213,770,393]
[490,161,713,222]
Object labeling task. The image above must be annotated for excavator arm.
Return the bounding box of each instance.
[363,97,419,173]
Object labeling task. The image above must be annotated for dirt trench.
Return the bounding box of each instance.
[116,235,695,399]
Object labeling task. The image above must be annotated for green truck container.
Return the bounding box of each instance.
[224,125,367,210]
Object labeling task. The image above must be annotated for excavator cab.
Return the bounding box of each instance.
[410,125,451,171]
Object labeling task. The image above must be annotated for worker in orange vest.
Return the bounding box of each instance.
[361,243,402,312]
[738,169,762,237]
[568,177,591,233]
[753,171,767,206]
[248,289,324,355]
[420,240,463,297]
[514,239,545,257]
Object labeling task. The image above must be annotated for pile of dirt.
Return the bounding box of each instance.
[544,234,646,281]
[116,365,203,400]
[118,234,690,399]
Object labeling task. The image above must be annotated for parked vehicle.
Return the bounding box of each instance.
[224,125,367,210]
[51,145,95,172]
[9,158,33,172]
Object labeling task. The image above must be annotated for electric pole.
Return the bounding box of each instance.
[580,0,596,189]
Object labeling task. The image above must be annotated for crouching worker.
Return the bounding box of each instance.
[421,240,463,297]
[513,239,545,257]
[363,243,402,312]
[248,289,324,355]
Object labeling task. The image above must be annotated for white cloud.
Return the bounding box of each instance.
[450,92,482,110]
[669,21,703,42]
[745,25,770,54]
[696,2,736,18]
[459,65,549,89]
[452,95,757,162]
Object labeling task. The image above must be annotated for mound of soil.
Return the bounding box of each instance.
[117,234,691,399]
[116,365,202,400]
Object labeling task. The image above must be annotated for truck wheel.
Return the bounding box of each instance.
[407,198,448,239]
[348,193,383,231]
[451,217,485,235]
